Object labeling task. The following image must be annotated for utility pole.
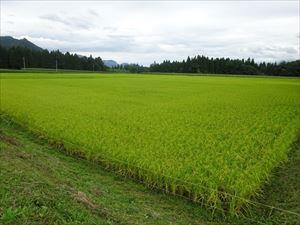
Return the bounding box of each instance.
[23,57,26,70]
[93,63,94,72]
[55,59,58,72]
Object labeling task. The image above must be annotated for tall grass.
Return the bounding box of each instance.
[1,73,299,212]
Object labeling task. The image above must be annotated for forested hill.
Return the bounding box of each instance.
[149,56,300,77]
[0,36,105,71]
[0,36,43,51]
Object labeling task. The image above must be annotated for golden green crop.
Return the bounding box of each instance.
[1,73,300,212]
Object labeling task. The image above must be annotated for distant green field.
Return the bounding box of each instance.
[1,72,299,212]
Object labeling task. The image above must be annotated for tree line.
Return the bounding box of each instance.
[0,46,106,71]
[149,55,300,76]
[1,45,299,76]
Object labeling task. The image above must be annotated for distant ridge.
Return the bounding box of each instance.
[103,60,118,68]
[0,36,43,51]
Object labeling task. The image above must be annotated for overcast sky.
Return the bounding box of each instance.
[1,1,299,65]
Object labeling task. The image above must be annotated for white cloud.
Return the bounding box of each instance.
[1,1,299,65]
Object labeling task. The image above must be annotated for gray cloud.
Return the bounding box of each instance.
[1,1,299,65]
[248,46,298,59]
[40,14,69,25]
[88,9,99,17]
[103,26,117,32]
[77,38,138,52]
[40,13,94,30]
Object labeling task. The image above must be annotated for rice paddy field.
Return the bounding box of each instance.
[1,72,300,212]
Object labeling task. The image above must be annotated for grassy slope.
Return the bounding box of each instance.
[255,137,300,224]
[0,119,299,225]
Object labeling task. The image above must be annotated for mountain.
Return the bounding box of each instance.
[103,60,118,68]
[0,36,43,51]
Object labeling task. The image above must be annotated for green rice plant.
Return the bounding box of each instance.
[1,72,299,213]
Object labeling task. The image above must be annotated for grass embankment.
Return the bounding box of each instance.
[1,73,299,212]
